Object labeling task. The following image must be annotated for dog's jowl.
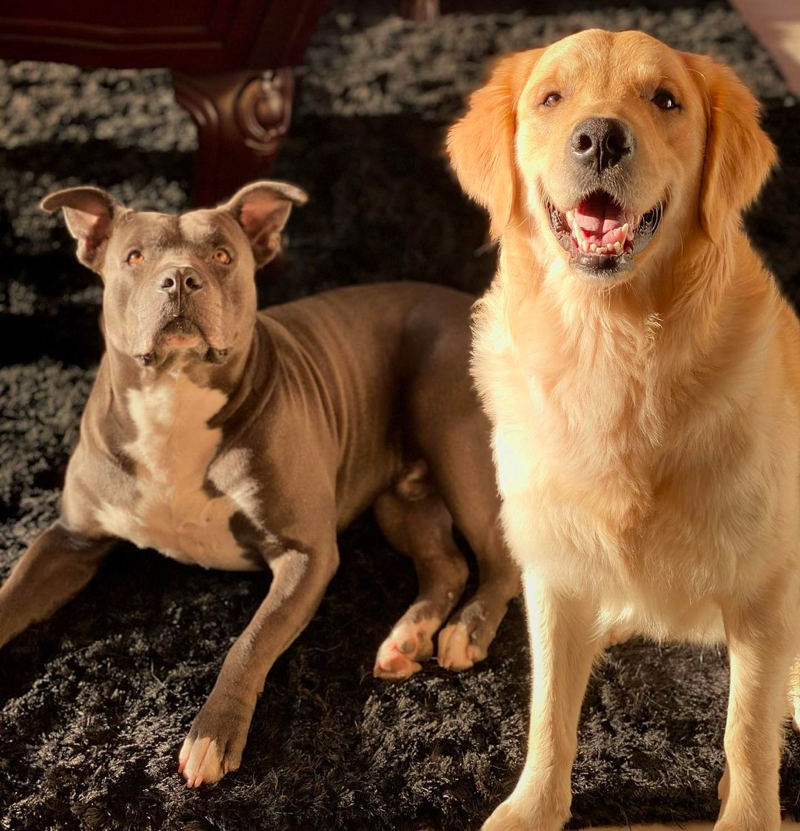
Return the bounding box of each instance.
[0,181,519,788]
[449,28,800,831]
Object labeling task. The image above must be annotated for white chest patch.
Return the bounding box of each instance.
[95,372,261,570]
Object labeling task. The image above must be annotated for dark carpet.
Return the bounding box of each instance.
[2,1,800,829]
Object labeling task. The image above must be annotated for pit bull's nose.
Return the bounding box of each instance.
[570,117,634,172]
[158,268,203,296]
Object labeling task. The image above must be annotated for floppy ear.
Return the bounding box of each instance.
[221,180,308,267]
[447,49,542,238]
[40,186,123,272]
[683,54,777,246]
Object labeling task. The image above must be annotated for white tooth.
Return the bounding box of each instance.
[621,223,629,239]
[566,209,575,223]
[613,241,622,253]
[590,243,597,252]
[582,238,591,253]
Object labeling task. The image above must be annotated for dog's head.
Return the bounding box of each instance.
[448,30,776,284]
[41,181,307,367]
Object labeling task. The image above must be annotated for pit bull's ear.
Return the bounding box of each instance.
[221,180,308,267]
[447,49,543,238]
[40,186,123,272]
[683,53,777,246]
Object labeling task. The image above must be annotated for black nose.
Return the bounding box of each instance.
[570,117,634,172]
[158,268,203,296]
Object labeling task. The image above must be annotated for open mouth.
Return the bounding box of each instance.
[546,189,663,277]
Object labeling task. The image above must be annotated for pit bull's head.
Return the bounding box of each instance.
[41,181,307,368]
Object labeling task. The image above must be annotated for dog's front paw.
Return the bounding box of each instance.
[373,620,435,681]
[437,620,480,670]
[482,800,541,831]
[178,694,255,787]
[482,794,568,831]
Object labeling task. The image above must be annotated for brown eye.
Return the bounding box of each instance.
[543,92,562,107]
[652,89,679,110]
[213,248,232,265]
[126,250,144,265]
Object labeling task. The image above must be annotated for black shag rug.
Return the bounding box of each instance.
[1,1,800,829]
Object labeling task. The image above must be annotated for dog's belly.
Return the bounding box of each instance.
[94,372,262,571]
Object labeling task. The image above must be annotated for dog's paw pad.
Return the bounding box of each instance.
[373,626,430,680]
[177,699,250,787]
[179,735,227,788]
[438,621,484,671]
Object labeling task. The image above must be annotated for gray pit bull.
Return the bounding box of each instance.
[0,181,519,787]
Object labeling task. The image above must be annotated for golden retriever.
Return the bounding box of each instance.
[447,29,800,831]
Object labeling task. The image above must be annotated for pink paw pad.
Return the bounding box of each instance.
[373,623,433,681]
[437,622,478,671]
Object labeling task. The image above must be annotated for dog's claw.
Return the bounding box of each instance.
[178,694,251,788]
[179,735,225,787]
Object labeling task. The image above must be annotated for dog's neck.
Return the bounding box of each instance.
[495,221,772,379]
[101,316,276,430]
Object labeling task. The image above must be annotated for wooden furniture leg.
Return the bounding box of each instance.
[172,68,294,207]
[400,0,440,22]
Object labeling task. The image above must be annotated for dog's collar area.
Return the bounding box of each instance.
[546,189,663,277]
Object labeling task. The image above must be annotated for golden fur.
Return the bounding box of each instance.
[448,29,800,831]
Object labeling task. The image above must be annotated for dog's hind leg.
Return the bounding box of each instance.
[373,486,468,681]
[437,518,519,671]
[423,417,520,671]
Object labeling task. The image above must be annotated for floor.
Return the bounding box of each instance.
[1,1,800,829]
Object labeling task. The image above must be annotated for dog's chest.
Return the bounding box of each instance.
[492,343,773,597]
[95,374,261,570]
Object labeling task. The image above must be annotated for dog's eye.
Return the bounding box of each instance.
[652,89,679,110]
[212,248,232,265]
[126,250,144,265]
[542,92,562,107]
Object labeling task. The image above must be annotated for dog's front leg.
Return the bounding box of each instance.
[483,569,601,831]
[179,530,339,787]
[716,589,800,831]
[0,521,114,649]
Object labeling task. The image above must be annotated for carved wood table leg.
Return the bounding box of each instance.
[400,0,440,22]
[172,68,294,207]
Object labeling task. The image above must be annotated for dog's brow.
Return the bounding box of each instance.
[205,230,230,247]
[152,227,184,250]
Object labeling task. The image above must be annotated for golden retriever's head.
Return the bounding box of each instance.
[448,30,776,284]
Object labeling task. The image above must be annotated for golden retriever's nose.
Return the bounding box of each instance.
[570,117,634,173]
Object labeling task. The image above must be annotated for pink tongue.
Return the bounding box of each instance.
[575,192,625,244]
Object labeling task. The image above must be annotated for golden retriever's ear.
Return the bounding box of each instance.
[684,54,777,245]
[447,50,542,237]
